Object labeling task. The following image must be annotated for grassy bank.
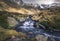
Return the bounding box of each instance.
[0,27,27,41]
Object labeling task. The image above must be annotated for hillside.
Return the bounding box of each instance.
[0,0,60,41]
[0,0,60,30]
[0,1,40,15]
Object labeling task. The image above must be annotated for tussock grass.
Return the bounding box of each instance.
[0,27,26,41]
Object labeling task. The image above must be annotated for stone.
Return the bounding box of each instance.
[36,35,48,41]
[8,17,18,27]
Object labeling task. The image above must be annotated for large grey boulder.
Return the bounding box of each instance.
[35,35,55,41]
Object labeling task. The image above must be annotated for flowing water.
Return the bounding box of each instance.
[15,16,60,41]
[1,0,60,41]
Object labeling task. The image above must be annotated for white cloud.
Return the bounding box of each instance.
[22,0,56,5]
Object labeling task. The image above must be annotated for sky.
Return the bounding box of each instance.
[22,0,60,5]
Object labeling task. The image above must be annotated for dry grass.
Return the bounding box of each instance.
[0,27,26,41]
[0,1,40,15]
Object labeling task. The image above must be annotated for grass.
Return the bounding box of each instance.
[0,12,9,29]
[0,27,27,41]
[0,9,60,30]
[0,9,60,41]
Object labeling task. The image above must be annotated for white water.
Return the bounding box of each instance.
[15,16,60,41]
[20,17,34,29]
[43,33,60,39]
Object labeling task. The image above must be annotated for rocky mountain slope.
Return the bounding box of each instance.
[0,1,40,15]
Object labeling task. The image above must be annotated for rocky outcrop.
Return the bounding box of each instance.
[1,0,23,7]
[36,35,55,41]
[8,17,18,28]
[6,36,23,41]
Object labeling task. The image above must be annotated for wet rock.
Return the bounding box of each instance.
[36,35,48,41]
[47,37,55,41]
[35,35,55,41]
[6,36,23,41]
[8,17,18,28]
